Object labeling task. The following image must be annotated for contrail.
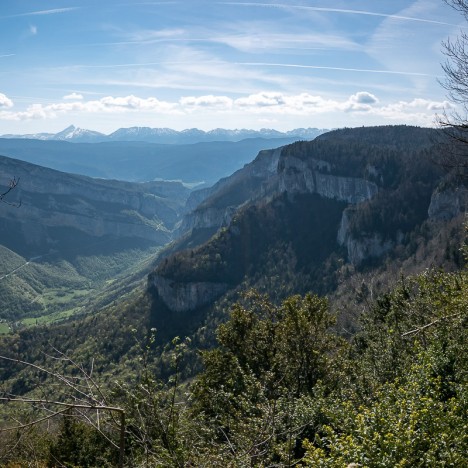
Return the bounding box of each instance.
[237,62,437,77]
[218,2,457,27]
[3,7,80,18]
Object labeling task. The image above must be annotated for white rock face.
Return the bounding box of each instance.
[151,275,229,313]
[428,187,468,220]
[179,147,282,233]
[337,207,394,265]
[278,156,378,203]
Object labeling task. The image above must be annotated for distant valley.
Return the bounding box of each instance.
[0,136,311,186]
[0,154,191,328]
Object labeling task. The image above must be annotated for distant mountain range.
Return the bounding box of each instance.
[0,136,308,185]
[0,125,327,145]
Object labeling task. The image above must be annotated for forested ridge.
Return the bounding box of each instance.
[0,257,466,466]
[0,133,466,465]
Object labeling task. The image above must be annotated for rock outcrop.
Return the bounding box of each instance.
[150,275,229,313]
[0,155,189,251]
[278,155,378,203]
[337,207,394,265]
[179,147,282,234]
[428,186,468,220]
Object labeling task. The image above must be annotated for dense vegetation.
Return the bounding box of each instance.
[0,126,466,466]
[0,258,466,466]
[0,241,161,325]
[155,193,346,296]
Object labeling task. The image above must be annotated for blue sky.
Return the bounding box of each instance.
[0,0,464,133]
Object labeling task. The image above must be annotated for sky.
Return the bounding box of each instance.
[0,0,465,134]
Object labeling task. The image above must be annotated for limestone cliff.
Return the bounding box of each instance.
[150,275,229,313]
[337,208,394,265]
[277,154,378,203]
[179,143,379,239]
[428,185,468,220]
[0,154,189,252]
[179,147,282,234]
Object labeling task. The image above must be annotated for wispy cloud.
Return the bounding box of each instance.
[7,7,80,18]
[366,0,448,91]
[63,93,84,100]
[218,3,458,26]
[214,31,359,52]
[0,54,15,58]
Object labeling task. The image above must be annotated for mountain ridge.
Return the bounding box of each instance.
[1,125,327,145]
[149,125,466,319]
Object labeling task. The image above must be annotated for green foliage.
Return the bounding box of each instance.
[303,267,468,466]
[48,416,117,467]
[303,366,467,467]
[0,264,467,465]
[190,291,345,465]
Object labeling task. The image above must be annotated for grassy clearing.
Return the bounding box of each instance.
[0,244,163,332]
[21,307,79,326]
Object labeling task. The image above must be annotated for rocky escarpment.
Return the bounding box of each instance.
[179,143,380,238]
[428,185,468,220]
[151,126,454,315]
[0,155,189,253]
[179,147,283,234]
[278,155,378,203]
[337,207,394,265]
[150,275,229,313]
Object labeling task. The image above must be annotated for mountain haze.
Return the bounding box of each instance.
[0,137,306,185]
[1,125,326,145]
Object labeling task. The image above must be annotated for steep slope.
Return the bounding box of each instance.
[0,155,189,254]
[0,155,190,323]
[149,126,466,325]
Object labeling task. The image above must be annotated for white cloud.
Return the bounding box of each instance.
[0,92,452,128]
[376,98,454,123]
[343,91,379,112]
[236,92,286,107]
[179,95,233,108]
[0,93,13,109]
[29,25,38,35]
[0,95,178,121]
[63,92,84,100]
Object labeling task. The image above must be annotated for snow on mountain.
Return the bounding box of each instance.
[53,125,106,142]
[1,126,327,144]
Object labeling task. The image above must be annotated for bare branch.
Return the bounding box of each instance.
[401,312,463,337]
[0,177,21,207]
[0,407,70,432]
